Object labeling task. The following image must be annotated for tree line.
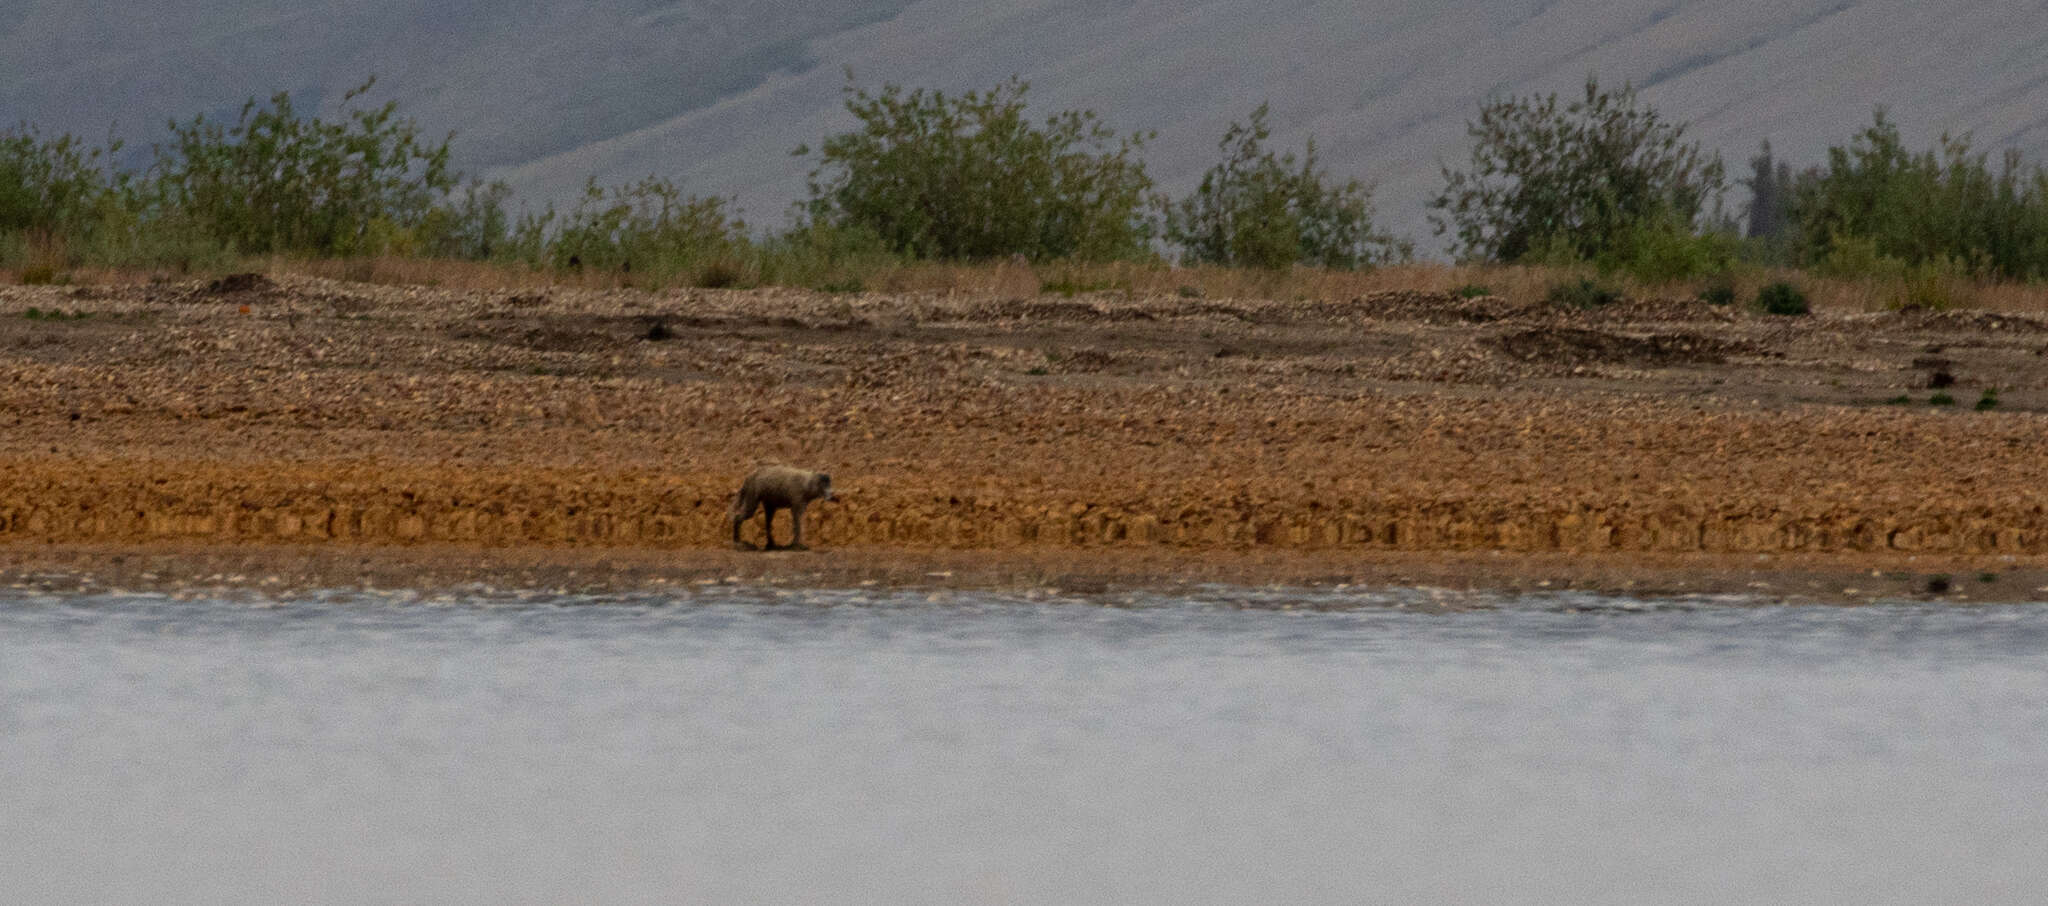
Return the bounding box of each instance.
[7,74,2048,294]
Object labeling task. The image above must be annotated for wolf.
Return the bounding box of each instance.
[729,465,835,551]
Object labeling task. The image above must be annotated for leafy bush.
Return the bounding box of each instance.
[797,78,1156,262]
[0,125,122,243]
[1891,261,1974,311]
[1544,277,1623,309]
[1975,388,2000,411]
[414,180,514,260]
[1788,111,2048,280]
[1164,104,1408,269]
[1594,215,1739,282]
[1754,281,1809,316]
[1811,234,1906,281]
[1929,392,1956,406]
[1431,78,1725,263]
[525,176,747,285]
[1454,283,1492,299]
[754,221,899,291]
[144,78,473,256]
[1696,277,1737,306]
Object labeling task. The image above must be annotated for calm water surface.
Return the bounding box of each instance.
[3,585,2046,905]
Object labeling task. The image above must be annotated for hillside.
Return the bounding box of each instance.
[7,1,2048,245]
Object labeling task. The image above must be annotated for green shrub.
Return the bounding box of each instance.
[1929,392,1956,406]
[755,221,898,291]
[1696,277,1737,306]
[1789,111,2048,281]
[1595,215,1740,282]
[1454,283,1492,299]
[526,176,746,285]
[1,125,123,244]
[145,78,471,257]
[1883,394,1912,405]
[1754,281,1809,315]
[1544,277,1623,309]
[1882,258,1974,311]
[1813,234,1909,281]
[1431,78,1725,263]
[22,306,88,320]
[1975,388,2000,411]
[1164,104,1408,270]
[1040,272,1124,297]
[414,180,514,260]
[798,78,1156,262]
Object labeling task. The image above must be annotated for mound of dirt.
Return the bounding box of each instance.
[1875,309,2048,334]
[519,326,617,353]
[204,272,276,296]
[1569,296,1738,324]
[1052,349,1121,373]
[1489,327,1751,367]
[976,297,1157,323]
[1357,290,1543,324]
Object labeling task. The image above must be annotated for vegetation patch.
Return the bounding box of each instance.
[1041,276,1124,297]
[1543,277,1624,310]
[796,78,1155,263]
[1165,103,1408,269]
[21,306,91,321]
[1430,79,1724,267]
[1696,278,1737,306]
[1753,282,1809,316]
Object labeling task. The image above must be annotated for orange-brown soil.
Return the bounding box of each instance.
[4,274,2048,592]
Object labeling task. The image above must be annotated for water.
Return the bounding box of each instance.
[4,586,2047,905]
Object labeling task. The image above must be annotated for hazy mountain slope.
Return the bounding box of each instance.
[7,1,2048,247]
[0,1,910,167]
[495,0,2048,242]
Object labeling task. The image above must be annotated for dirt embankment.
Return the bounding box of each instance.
[4,275,2048,563]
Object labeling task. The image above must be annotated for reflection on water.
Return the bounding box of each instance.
[4,587,2047,904]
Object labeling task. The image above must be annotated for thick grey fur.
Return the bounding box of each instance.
[729,465,834,551]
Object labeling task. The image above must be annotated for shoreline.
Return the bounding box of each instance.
[5,543,2043,604]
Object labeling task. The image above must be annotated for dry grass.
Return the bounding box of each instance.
[13,250,2048,313]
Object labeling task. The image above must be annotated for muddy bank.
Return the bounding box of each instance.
[4,276,2048,561]
[3,544,2038,604]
